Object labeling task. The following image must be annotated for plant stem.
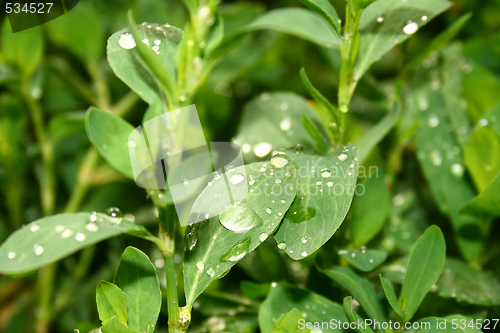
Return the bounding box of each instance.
[159,206,185,332]
[338,0,363,145]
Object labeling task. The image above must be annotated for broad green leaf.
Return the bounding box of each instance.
[258,283,348,333]
[274,145,359,259]
[184,162,298,306]
[107,23,183,105]
[410,69,484,262]
[407,315,482,333]
[114,247,161,332]
[460,171,500,217]
[242,8,340,48]
[320,266,386,325]
[349,173,390,246]
[401,225,446,321]
[440,43,472,148]
[436,258,500,306]
[405,13,472,72]
[339,249,387,272]
[85,107,134,180]
[301,114,328,153]
[357,101,400,163]
[354,0,452,81]
[96,281,128,325]
[272,308,309,333]
[241,281,271,299]
[45,4,104,65]
[298,0,341,34]
[464,125,500,192]
[102,317,141,333]
[0,213,146,274]
[234,92,319,162]
[463,63,500,122]
[380,276,403,318]
[1,21,43,77]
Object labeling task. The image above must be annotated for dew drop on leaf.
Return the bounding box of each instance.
[320,168,331,178]
[451,163,464,177]
[7,251,16,259]
[221,237,251,262]
[270,153,288,168]
[30,223,40,233]
[338,153,348,161]
[220,203,262,232]
[75,233,86,242]
[106,207,122,218]
[254,142,273,157]
[61,229,74,239]
[277,242,287,250]
[259,233,269,242]
[376,16,384,23]
[118,33,136,49]
[34,244,44,256]
[403,21,419,35]
[230,173,245,185]
[280,117,292,131]
[206,268,215,277]
[196,261,205,271]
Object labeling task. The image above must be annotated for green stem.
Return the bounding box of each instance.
[338,0,363,145]
[159,206,185,333]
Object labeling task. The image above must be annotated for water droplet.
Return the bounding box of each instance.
[270,153,288,169]
[152,45,160,53]
[451,163,464,177]
[254,142,273,157]
[428,115,440,128]
[179,90,187,102]
[107,207,122,218]
[376,16,384,23]
[274,179,282,184]
[7,251,16,259]
[259,233,269,242]
[221,237,251,262]
[272,282,277,287]
[61,229,74,239]
[118,33,136,49]
[315,181,322,186]
[340,105,348,113]
[220,203,262,232]
[320,168,331,178]
[266,208,272,214]
[338,153,348,161]
[196,261,205,271]
[369,259,374,263]
[55,225,65,233]
[75,233,86,242]
[280,199,286,204]
[213,172,222,181]
[301,251,307,257]
[280,117,292,131]
[34,244,44,256]
[141,38,149,44]
[89,211,98,223]
[207,268,215,277]
[326,181,334,187]
[421,15,428,21]
[30,223,40,233]
[85,223,99,232]
[403,21,419,35]
[301,236,308,244]
[429,150,442,166]
[280,103,289,111]
[277,242,287,250]
[230,173,245,185]
[479,119,489,127]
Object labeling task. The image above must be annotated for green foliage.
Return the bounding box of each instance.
[0,0,499,332]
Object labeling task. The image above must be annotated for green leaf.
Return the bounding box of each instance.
[113,247,161,332]
[242,8,340,48]
[258,283,348,333]
[464,125,500,192]
[85,107,134,180]
[1,21,43,77]
[354,0,452,81]
[405,13,472,72]
[299,67,338,142]
[460,171,500,217]
[241,281,271,299]
[184,162,298,306]
[349,173,390,246]
[410,70,484,262]
[107,22,183,105]
[401,225,446,321]
[356,101,400,163]
[342,296,374,333]
[45,4,104,65]
[319,266,386,325]
[436,258,500,306]
[339,249,387,272]
[297,0,341,34]
[0,213,144,275]
[380,276,403,318]
[272,308,309,333]
[301,114,328,153]
[234,92,320,162]
[96,281,128,325]
[274,145,359,259]
[101,317,141,333]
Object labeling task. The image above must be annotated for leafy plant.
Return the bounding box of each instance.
[1,0,500,333]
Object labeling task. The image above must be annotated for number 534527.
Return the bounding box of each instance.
[5,3,53,14]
